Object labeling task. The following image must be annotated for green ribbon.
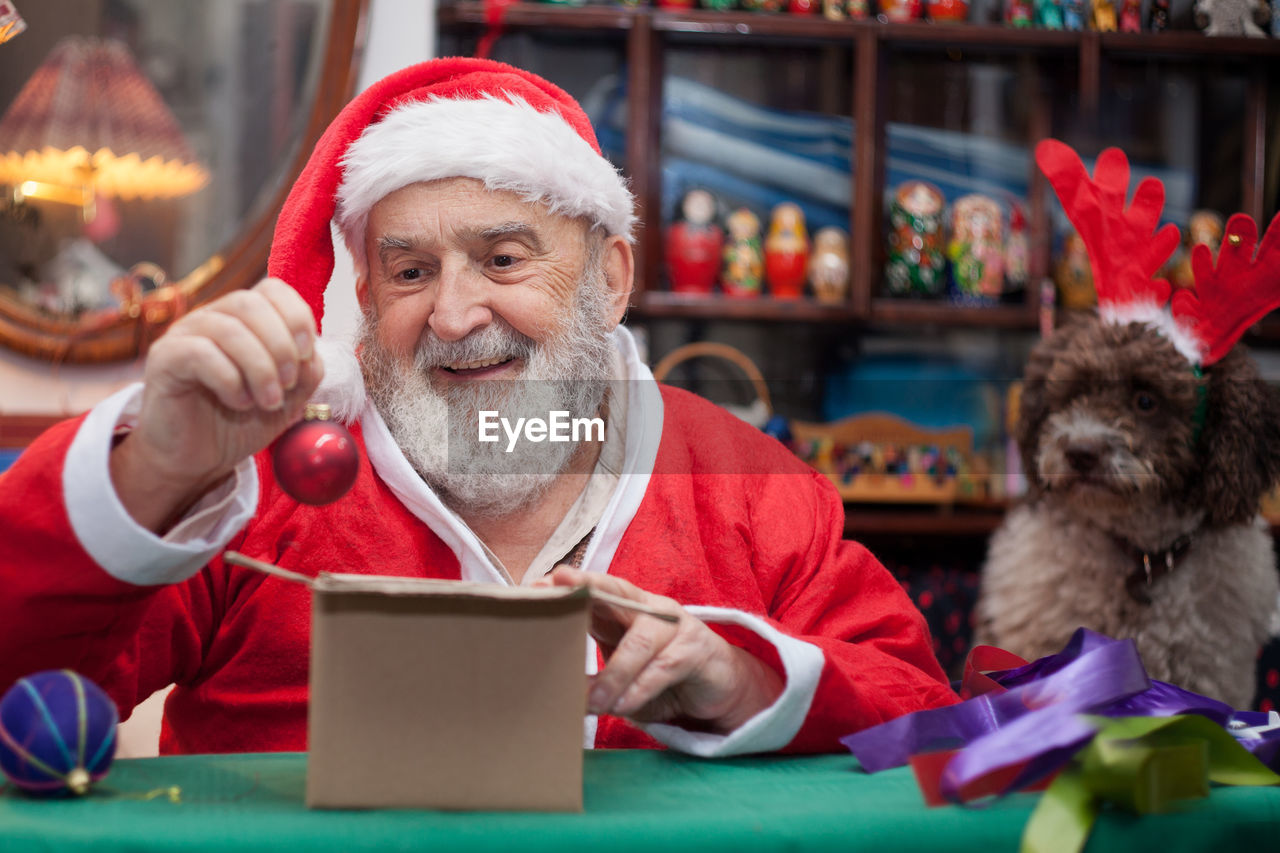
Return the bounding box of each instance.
[1021,715,1280,853]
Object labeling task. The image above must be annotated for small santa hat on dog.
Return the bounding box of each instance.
[1036,138,1280,366]
[267,57,635,333]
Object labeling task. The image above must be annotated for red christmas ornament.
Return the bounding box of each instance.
[272,404,359,505]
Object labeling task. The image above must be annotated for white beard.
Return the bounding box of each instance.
[360,265,616,518]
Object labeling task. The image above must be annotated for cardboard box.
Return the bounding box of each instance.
[304,573,591,811]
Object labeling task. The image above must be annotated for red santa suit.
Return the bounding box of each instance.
[0,328,954,756]
[0,57,956,756]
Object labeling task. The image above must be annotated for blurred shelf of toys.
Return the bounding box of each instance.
[439,0,1280,524]
[500,0,1280,36]
[442,0,1279,326]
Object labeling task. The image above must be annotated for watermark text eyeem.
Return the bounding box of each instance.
[478,410,605,453]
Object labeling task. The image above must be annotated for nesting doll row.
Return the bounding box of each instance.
[665,190,852,303]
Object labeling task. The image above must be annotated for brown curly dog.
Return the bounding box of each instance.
[975,315,1280,708]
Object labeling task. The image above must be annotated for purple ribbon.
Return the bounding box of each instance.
[1103,677,1234,725]
[840,628,1280,801]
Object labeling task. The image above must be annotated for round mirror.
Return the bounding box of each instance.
[0,0,367,363]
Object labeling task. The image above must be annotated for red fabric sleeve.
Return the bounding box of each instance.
[752,469,959,752]
[0,417,219,722]
[612,388,960,754]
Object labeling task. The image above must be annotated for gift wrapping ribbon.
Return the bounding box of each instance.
[1022,714,1280,853]
[840,629,1280,853]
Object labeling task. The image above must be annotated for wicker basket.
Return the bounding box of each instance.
[651,342,773,428]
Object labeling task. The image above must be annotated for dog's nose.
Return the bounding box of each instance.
[1065,443,1103,474]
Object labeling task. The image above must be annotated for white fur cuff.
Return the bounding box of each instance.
[64,384,260,586]
[640,606,823,756]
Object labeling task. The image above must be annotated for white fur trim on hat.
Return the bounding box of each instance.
[335,95,635,273]
[311,336,365,424]
[1101,300,1206,365]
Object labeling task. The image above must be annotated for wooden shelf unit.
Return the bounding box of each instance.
[635,291,859,322]
[437,6,1280,534]
[0,414,66,449]
[843,503,1007,537]
[438,4,1279,329]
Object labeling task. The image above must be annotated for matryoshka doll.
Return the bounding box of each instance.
[665,189,724,295]
[947,194,1005,305]
[880,0,925,19]
[1148,0,1170,29]
[1168,210,1224,290]
[764,202,810,300]
[1118,0,1142,30]
[1062,0,1087,27]
[885,180,946,298]
[927,0,970,22]
[1006,0,1034,25]
[1035,0,1065,27]
[722,208,764,298]
[1004,203,1029,292]
[808,226,850,305]
[1091,0,1117,31]
[1054,229,1095,310]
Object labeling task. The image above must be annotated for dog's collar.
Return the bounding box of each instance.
[1112,532,1194,605]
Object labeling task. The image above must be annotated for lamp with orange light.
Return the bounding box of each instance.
[0,34,208,224]
[0,1,25,45]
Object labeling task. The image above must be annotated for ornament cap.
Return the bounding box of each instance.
[66,767,90,795]
[304,403,332,421]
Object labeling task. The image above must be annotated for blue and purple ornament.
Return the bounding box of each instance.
[0,669,118,796]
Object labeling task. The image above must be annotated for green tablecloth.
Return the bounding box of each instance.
[1,751,1276,852]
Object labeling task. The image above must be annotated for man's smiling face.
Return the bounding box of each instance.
[355,176,633,515]
[358,176,627,381]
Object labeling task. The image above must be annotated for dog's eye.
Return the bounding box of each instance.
[1133,391,1157,413]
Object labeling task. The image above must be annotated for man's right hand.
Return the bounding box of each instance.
[109,278,325,534]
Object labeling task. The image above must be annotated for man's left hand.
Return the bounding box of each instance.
[538,567,783,734]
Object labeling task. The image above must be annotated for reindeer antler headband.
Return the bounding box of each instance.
[1036,139,1280,367]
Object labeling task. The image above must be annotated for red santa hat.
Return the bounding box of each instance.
[267,57,635,332]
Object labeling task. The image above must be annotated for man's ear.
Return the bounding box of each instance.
[355,273,371,314]
[601,235,634,329]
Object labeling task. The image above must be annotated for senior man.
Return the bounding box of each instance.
[0,58,956,756]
